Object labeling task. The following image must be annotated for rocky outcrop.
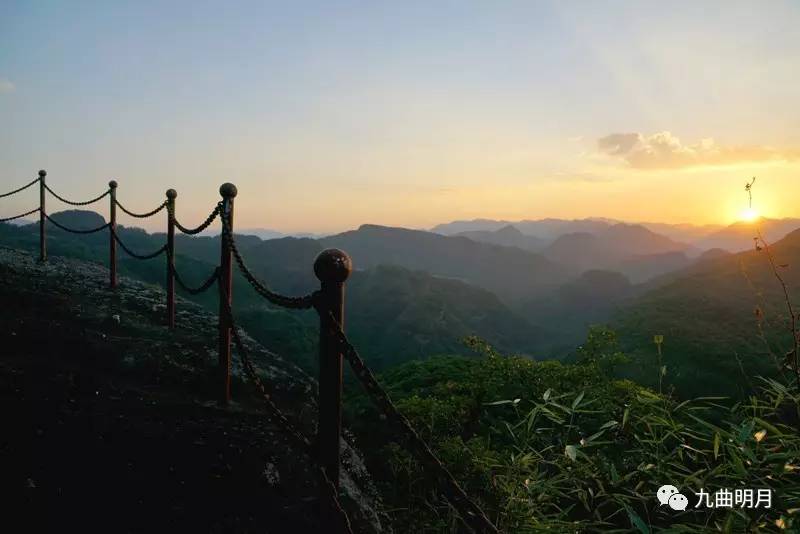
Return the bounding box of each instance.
[0,247,387,533]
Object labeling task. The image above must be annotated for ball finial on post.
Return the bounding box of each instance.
[166,188,177,200]
[109,180,118,189]
[219,183,238,199]
[217,182,237,406]
[314,249,353,284]
[39,170,47,178]
[313,247,352,501]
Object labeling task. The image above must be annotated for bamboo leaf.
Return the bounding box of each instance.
[565,444,578,461]
[625,506,650,534]
[572,391,585,410]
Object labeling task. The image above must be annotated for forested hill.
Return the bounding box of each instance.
[0,247,385,532]
[321,224,568,301]
[0,214,549,372]
[5,210,799,401]
[614,228,800,397]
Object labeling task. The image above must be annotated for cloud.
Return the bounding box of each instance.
[597,131,799,170]
[0,79,15,94]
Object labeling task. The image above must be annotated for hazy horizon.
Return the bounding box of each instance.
[2,1,799,233]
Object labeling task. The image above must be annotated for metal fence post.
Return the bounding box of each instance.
[314,248,352,497]
[166,189,177,329]
[38,170,46,262]
[108,180,118,289]
[218,183,237,405]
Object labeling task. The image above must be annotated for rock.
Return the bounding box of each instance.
[262,462,280,485]
[0,247,389,533]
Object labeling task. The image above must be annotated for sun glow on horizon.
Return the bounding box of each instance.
[739,207,760,222]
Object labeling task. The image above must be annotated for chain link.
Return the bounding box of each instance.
[0,207,40,223]
[219,210,315,309]
[171,262,220,295]
[170,203,221,235]
[44,213,111,234]
[111,227,167,260]
[115,198,168,219]
[220,297,354,534]
[44,183,110,206]
[0,177,40,199]
[316,305,499,534]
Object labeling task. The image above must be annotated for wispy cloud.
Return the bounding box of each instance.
[0,79,15,94]
[597,131,799,170]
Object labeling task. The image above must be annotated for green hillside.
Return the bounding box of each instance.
[0,216,546,373]
[344,336,800,532]
[614,229,800,398]
[344,265,545,370]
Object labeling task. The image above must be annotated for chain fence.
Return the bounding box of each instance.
[44,213,111,234]
[115,198,168,219]
[0,207,40,223]
[44,183,110,206]
[218,206,499,533]
[0,177,40,199]
[2,174,500,533]
[316,306,499,534]
[0,178,42,223]
[172,262,221,295]
[111,227,168,260]
[219,211,315,309]
[219,296,355,534]
[170,203,221,235]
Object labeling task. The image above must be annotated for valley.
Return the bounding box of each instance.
[3,211,798,399]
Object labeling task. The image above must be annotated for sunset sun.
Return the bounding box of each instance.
[740,207,760,222]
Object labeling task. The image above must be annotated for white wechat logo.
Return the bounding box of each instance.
[657,485,688,511]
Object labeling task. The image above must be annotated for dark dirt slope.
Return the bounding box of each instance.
[0,248,384,533]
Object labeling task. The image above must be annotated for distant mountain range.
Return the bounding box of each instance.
[236,228,324,240]
[542,223,695,275]
[0,212,548,370]
[695,217,800,252]
[320,224,568,302]
[432,216,800,253]
[4,208,800,397]
[432,218,614,240]
[454,225,548,252]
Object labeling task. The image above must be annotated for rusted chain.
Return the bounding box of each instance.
[44,213,111,234]
[220,298,354,534]
[219,210,314,309]
[0,177,40,198]
[114,198,167,219]
[169,203,220,235]
[315,304,500,534]
[110,227,167,260]
[44,183,109,206]
[0,207,40,223]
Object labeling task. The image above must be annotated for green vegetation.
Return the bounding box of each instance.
[346,330,800,532]
[4,210,800,533]
[614,230,800,398]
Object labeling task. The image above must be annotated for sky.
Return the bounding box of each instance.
[1,1,799,233]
